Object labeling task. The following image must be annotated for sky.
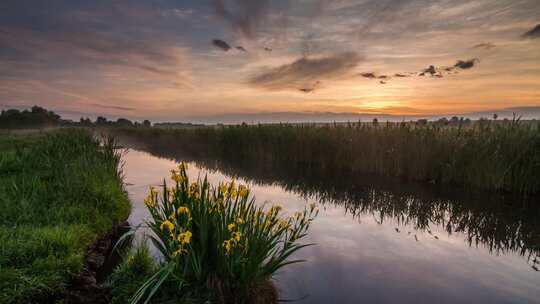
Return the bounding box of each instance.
[1,0,539,122]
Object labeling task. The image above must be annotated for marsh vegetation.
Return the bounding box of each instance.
[116,119,540,195]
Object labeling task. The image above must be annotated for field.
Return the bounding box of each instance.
[0,129,130,302]
[115,120,540,195]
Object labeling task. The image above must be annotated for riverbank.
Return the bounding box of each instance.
[0,129,131,303]
[114,120,540,195]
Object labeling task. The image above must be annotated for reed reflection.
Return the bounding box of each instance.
[118,135,540,272]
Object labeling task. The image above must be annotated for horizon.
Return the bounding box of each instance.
[1,1,539,121]
[3,104,540,125]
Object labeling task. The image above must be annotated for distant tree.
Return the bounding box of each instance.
[143,119,151,127]
[493,113,498,120]
[437,117,449,125]
[79,117,92,126]
[116,118,133,127]
[0,106,61,129]
[416,119,428,126]
[449,116,460,124]
[372,118,378,125]
[96,116,108,125]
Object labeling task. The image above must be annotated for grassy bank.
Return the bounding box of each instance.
[116,120,540,195]
[0,129,130,302]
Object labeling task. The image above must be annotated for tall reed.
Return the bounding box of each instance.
[116,120,540,195]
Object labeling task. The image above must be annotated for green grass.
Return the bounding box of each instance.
[0,129,131,303]
[116,120,540,195]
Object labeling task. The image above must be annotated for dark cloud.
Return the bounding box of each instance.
[248,52,361,91]
[522,24,540,39]
[454,58,479,69]
[394,73,409,77]
[236,46,247,52]
[90,103,135,111]
[298,81,321,93]
[212,39,231,51]
[472,42,496,50]
[420,65,437,76]
[360,73,376,79]
[264,47,272,52]
[213,0,270,38]
[0,2,185,76]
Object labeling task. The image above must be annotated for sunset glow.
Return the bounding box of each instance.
[1,1,539,122]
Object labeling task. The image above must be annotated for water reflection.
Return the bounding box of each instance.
[120,146,540,304]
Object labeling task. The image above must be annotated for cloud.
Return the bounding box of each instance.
[454,58,479,69]
[298,81,321,93]
[236,46,247,52]
[472,42,496,50]
[419,65,437,76]
[212,39,232,51]
[248,52,361,91]
[90,103,135,111]
[360,72,377,79]
[522,24,540,39]
[213,0,270,38]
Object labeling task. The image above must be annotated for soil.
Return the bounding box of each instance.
[62,221,130,304]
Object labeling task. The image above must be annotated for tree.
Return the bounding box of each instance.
[416,119,428,126]
[143,120,151,127]
[116,118,133,127]
[96,116,108,125]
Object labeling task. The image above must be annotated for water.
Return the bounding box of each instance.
[122,149,540,304]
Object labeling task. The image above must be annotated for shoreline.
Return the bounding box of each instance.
[63,221,130,304]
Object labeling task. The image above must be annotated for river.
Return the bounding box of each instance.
[122,148,539,304]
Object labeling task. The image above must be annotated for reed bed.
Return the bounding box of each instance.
[0,129,130,302]
[116,120,540,195]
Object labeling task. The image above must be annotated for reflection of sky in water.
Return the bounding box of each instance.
[123,150,540,304]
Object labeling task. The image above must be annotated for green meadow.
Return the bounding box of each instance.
[0,130,130,302]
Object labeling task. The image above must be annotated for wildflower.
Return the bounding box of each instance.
[228,223,236,232]
[238,185,249,199]
[177,207,190,216]
[223,239,233,255]
[172,248,187,257]
[178,231,192,245]
[160,220,175,232]
[171,172,184,183]
[236,218,245,225]
[178,162,188,172]
[278,219,290,230]
[144,195,156,208]
[189,182,198,194]
[267,205,282,217]
[219,183,229,195]
[230,186,238,200]
[232,231,242,242]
